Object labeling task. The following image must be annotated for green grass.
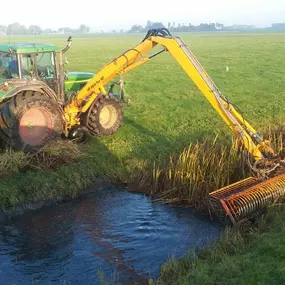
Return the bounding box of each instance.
[0,140,84,209]
[154,204,285,285]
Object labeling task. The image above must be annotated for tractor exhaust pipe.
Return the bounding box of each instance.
[57,36,72,104]
[61,36,72,53]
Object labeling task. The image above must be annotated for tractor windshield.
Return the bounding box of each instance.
[21,54,36,79]
[19,52,56,81]
[36,52,55,79]
[0,52,19,79]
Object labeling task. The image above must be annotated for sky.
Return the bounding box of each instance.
[2,0,285,31]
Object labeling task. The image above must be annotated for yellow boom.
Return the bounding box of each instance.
[64,28,285,223]
[64,29,274,161]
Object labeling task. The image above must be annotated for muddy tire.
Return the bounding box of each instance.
[82,96,123,136]
[0,90,64,151]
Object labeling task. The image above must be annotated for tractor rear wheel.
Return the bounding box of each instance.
[82,96,123,136]
[0,90,64,151]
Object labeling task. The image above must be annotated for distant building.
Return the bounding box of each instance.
[271,23,285,29]
[225,25,256,30]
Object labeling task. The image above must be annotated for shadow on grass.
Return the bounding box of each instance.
[123,116,218,163]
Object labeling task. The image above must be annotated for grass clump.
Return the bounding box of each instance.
[28,139,84,171]
[0,148,29,177]
[138,137,249,212]
[0,139,83,177]
[0,139,86,210]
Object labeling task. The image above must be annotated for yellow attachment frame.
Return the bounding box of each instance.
[64,31,275,160]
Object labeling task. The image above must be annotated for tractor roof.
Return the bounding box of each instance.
[0,42,57,53]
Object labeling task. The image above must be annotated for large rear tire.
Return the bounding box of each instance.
[82,96,123,136]
[0,90,64,151]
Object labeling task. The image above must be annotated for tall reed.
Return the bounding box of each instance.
[140,137,250,212]
[141,125,285,213]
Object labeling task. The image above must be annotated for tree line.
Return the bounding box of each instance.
[0,23,90,35]
[129,21,285,33]
[128,21,259,33]
[128,21,225,33]
[1,20,282,36]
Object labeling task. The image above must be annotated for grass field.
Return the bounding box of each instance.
[1,31,285,284]
[1,31,285,207]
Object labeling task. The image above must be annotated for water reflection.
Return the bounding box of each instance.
[0,187,222,284]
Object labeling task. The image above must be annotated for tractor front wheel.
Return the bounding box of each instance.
[82,96,123,136]
[0,91,64,151]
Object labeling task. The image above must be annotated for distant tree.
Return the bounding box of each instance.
[145,20,152,30]
[79,24,90,33]
[178,23,181,32]
[0,25,7,34]
[128,21,224,34]
[28,25,42,35]
[188,23,194,31]
[209,23,216,30]
[7,22,27,35]
[43,28,52,34]
[146,22,165,30]
[129,24,144,33]
[58,27,73,34]
[197,23,216,31]
[271,23,285,29]
[215,22,224,30]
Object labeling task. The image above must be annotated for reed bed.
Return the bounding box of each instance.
[139,125,285,213]
[142,138,249,212]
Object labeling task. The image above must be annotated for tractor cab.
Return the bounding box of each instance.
[0,43,57,82]
[0,42,62,101]
[0,40,94,104]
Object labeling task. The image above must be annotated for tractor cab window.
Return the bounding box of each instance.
[36,52,55,79]
[21,54,36,79]
[0,52,19,79]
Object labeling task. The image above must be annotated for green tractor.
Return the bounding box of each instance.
[0,37,124,151]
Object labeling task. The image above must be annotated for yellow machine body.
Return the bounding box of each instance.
[64,28,285,223]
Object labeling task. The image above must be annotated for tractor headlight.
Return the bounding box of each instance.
[1,82,9,92]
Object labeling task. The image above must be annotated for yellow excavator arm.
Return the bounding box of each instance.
[64,28,285,224]
[64,28,275,161]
